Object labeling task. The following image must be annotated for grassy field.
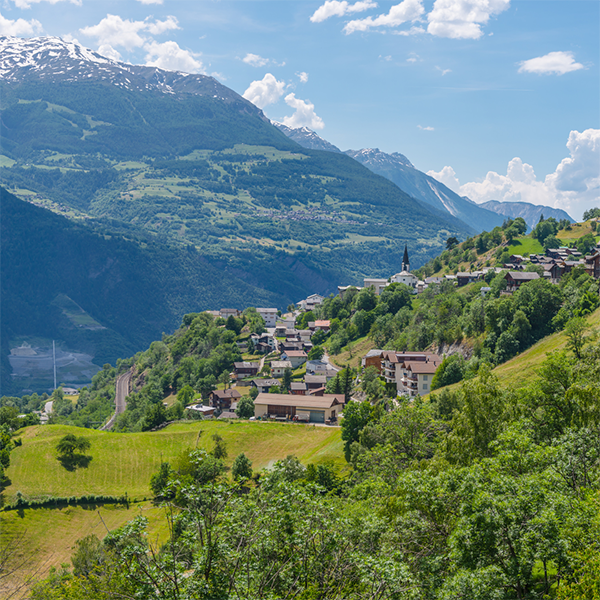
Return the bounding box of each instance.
[1,419,343,594]
[1,501,169,598]
[507,236,544,255]
[5,420,343,504]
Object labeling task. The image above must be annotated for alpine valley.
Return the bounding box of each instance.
[0,35,507,394]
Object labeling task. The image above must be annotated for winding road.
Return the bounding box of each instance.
[101,370,132,431]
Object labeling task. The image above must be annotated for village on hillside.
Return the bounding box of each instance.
[190,235,600,425]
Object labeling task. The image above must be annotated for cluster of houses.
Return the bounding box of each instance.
[338,246,503,297]
[196,303,343,424]
[340,240,600,301]
[504,245,600,285]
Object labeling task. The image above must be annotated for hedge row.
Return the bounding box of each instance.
[2,493,129,511]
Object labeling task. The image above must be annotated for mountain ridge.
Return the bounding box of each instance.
[478,200,574,230]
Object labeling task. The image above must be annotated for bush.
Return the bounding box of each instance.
[231,452,253,480]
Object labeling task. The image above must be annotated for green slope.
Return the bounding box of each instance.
[3,421,342,503]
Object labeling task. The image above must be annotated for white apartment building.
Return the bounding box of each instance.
[257,308,278,328]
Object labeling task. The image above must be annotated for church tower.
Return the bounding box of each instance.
[402,244,410,272]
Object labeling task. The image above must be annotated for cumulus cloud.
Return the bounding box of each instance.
[243,53,269,67]
[427,129,600,220]
[436,66,451,75]
[427,165,461,191]
[344,0,424,34]
[138,0,163,4]
[297,71,309,83]
[0,13,42,35]
[281,93,325,130]
[97,44,122,61]
[12,0,80,8]
[418,125,435,131]
[80,14,179,51]
[145,41,204,73]
[243,73,286,109]
[427,0,510,39]
[311,0,378,23]
[518,51,585,75]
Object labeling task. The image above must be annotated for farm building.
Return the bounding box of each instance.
[254,393,344,424]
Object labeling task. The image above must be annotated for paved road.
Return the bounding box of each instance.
[101,370,132,431]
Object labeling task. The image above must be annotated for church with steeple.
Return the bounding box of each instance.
[402,244,410,272]
[390,244,418,290]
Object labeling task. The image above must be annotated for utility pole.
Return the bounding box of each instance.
[53,340,57,390]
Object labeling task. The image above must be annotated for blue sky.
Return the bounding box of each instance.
[1,0,598,218]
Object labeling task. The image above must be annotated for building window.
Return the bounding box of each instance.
[423,375,428,381]
[423,383,428,390]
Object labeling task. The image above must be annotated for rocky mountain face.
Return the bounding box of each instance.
[478,200,574,230]
[343,148,506,234]
[0,36,250,105]
[272,122,341,153]
[271,124,503,233]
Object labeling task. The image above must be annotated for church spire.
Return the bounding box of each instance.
[402,244,410,272]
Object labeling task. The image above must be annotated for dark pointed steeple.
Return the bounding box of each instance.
[402,244,410,272]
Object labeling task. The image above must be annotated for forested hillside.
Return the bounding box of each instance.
[0,188,289,395]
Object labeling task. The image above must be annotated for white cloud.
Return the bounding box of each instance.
[243,53,269,67]
[12,0,80,8]
[137,0,163,4]
[394,25,425,35]
[281,93,325,130]
[97,44,122,61]
[310,0,378,23]
[297,71,309,83]
[427,165,462,191]
[80,14,179,51]
[518,51,585,76]
[406,52,419,63]
[145,41,204,73]
[344,0,424,34]
[145,16,179,35]
[242,73,286,109]
[427,129,600,220]
[0,13,42,35]
[427,0,510,39]
[436,66,451,75]
[418,125,435,131]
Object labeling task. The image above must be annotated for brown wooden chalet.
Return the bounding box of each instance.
[504,271,539,292]
[233,361,260,378]
[209,388,242,410]
[585,251,600,279]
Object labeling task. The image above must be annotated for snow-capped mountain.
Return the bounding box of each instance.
[0,36,245,104]
[272,122,341,153]
[346,148,413,169]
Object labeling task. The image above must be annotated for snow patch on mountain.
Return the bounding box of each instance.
[0,36,245,105]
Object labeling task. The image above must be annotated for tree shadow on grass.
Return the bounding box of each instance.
[57,454,93,471]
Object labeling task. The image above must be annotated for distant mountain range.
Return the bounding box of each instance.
[344,148,504,233]
[478,200,574,231]
[274,124,575,233]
